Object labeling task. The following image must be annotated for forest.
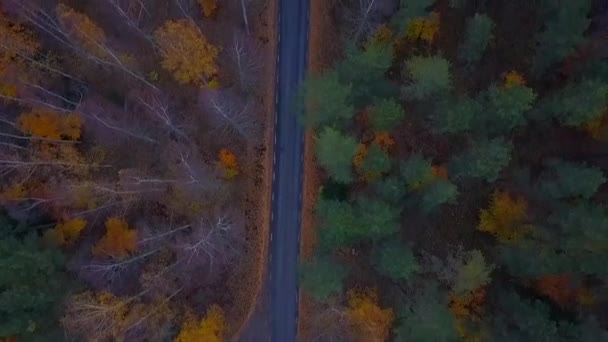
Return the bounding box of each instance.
[299,0,608,341]
[0,0,274,341]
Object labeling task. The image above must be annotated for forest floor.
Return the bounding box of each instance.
[230,0,277,339]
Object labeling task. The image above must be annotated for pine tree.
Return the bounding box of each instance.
[300,256,347,302]
[458,14,494,65]
[373,240,419,281]
[402,56,452,100]
[450,138,512,182]
[303,72,355,128]
[369,98,406,132]
[315,127,359,183]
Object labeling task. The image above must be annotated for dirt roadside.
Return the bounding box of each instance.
[228,0,277,338]
[298,0,339,340]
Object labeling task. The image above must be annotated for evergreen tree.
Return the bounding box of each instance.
[360,142,392,179]
[420,179,458,213]
[316,127,359,183]
[303,71,354,128]
[0,235,68,339]
[401,154,434,189]
[402,56,452,100]
[533,0,592,75]
[436,96,481,134]
[369,98,406,132]
[458,14,494,65]
[316,198,360,249]
[537,79,608,127]
[450,138,512,182]
[373,240,419,281]
[538,160,605,200]
[337,43,396,107]
[492,291,559,341]
[300,256,347,303]
[395,284,458,342]
[356,197,401,241]
[479,84,536,135]
[374,176,407,204]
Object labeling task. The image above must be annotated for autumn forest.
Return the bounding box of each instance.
[0,0,272,341]
[299,0,608,341]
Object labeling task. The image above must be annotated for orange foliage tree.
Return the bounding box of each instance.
[198,0,218,18]
[154,19,219,85]
[345,288,394,341]
[175,305,225,342]
[18,110,82,140]
[92,217,137,259]
[503,70,526,89]
[373,132,395,152]
[56,4,108,59]
[46,218,87,246]
[218,148,239,179]
[406,12,440,44]
[352,143,368,170]
[535,274,577,308]
[0,13,40,75]
[449,287,488,342]
[478,191,528,243]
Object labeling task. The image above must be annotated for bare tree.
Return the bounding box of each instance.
[229,32,262,91]
[340,0,379,43]
[104,0,157,44]
[174,207,244,276]
[203,89,260,144]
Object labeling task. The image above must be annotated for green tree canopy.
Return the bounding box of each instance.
[401,154,434,189]
[303,71,354,128]
[0,235,68,339]
[316,127,359,183]
[356,197,401,241]
[395,284,458,342]
[536,79,608,127]
[369,98,406,132]
[450,138,512,182]
[299,256,347,303]
[360,142,392,178]
[436,95,481,134]
[453,250,493,295]
[420,179,459,213]
[337,43,396,106]
[532,0,592,75]
[373,240,419,281]
[538,160,605,200]
[402,56,452,100]
[479,84,536,135]
[374,176,407,204]
[316,198,359,249]
[458,13,494,65]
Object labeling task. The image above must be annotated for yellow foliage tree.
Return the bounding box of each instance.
[62,291,129,341]
[218,148,239,179]
[92,217,137,259]
[368,24,394,46]
[175,305,225,342]
[0,13,40,75]
[345,288,394,341]
[46,218,87,246]
[406,12,440,43]
[478,191,528,243]
[154,19,219,85]
[56,4,108,59]
[586,111,608,141]
[18,110,82,140]
[198,0,218,18]
[503,70,526,89]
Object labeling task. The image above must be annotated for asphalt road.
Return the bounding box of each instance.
[269,0,309,340]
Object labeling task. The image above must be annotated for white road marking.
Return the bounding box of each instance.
[270,232,273,242]
[275,91,279,104]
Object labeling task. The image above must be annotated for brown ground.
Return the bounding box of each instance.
[298,0,341,340]
[227,0,277,338]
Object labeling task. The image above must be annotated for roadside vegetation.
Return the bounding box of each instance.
[0,0,272,340]
[300,0,608,340]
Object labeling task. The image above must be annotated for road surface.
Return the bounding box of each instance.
[269,0,309,340]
